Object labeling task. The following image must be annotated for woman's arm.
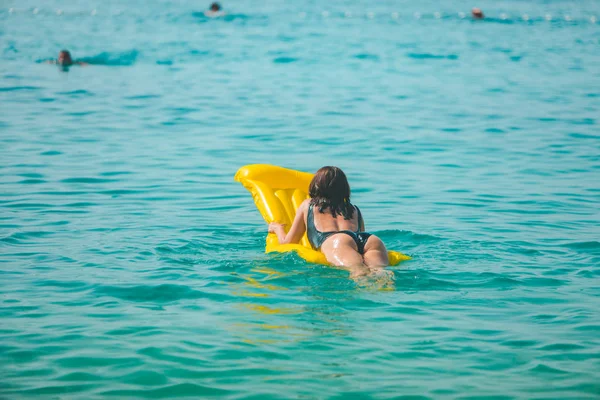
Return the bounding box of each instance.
[268,200,309,244]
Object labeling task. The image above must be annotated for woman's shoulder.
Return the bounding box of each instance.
[300,199,311,209]
[294,199,310,220]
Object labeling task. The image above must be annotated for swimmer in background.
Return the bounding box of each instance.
[204,2,226,17]
[268,166,392,279]
[471,7,484,19]
[48,50,87,67]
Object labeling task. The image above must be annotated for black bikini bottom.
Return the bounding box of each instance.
[322,231,372,255]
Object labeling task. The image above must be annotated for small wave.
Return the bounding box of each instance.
[192,12,249,22]
[101,383,231,397]
[33,279,89,290]
[562,241,600,254]
[93,283,229,303]
[569,133,599,139]
[386,305,427,315]
[3,202,54,209]
[574,324,600,332]
[273,56,298,64]
[353,53,380,61]
[78,50,138,66]
[538,343,586,351]
[529,363,569,374]
[478,17,515,25]
[105,326,161,336]
[521,277,566,287]
[501,339,539,348]
[395,271,461,291]
[0,86,42,92]
[19,384,98,396]
[16,172,44,178]
[55,372,104,382]
[120,370,169,386]
[60,177,117,184]
[124,94,160,100]
[18,179,46,184]
[55,89,94,97]
[407,53,458,60]
[1,231,54,244]
[40,150,62,156]
[376,229,443,243]
[56,355,143,369]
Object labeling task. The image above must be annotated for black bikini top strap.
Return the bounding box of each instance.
[306,202,320,250]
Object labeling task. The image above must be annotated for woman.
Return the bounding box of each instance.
[268,166,389,278]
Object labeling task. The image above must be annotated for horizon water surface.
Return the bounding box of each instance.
[1,0,600,398]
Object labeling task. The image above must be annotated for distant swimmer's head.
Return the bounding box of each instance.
[57,50,73,66]
[471,7,484,19]
[309,166,354,219]
[210,2,221,12]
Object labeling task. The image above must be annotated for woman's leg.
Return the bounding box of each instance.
[321,234,369,278]
[362,235,389,269]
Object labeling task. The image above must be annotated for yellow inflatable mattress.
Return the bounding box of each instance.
[234,164,410,266]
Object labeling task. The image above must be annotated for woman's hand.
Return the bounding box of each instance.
[268,222,286,234]
[268,222,288,244]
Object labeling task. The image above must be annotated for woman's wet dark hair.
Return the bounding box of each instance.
[309,166,354,219]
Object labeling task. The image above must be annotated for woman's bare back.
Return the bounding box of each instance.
[304,200,389,275]
[308,204,361,233]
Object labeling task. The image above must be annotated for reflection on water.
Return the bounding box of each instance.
[227,260,401,344]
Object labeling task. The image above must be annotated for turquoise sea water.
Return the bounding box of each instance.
[1,0,600,398]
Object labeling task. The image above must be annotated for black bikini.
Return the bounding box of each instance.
[307,203,372,254]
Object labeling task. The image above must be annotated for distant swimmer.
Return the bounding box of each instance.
[204,2,226,17]
[471,7,484,19]
[48,50,87,67]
